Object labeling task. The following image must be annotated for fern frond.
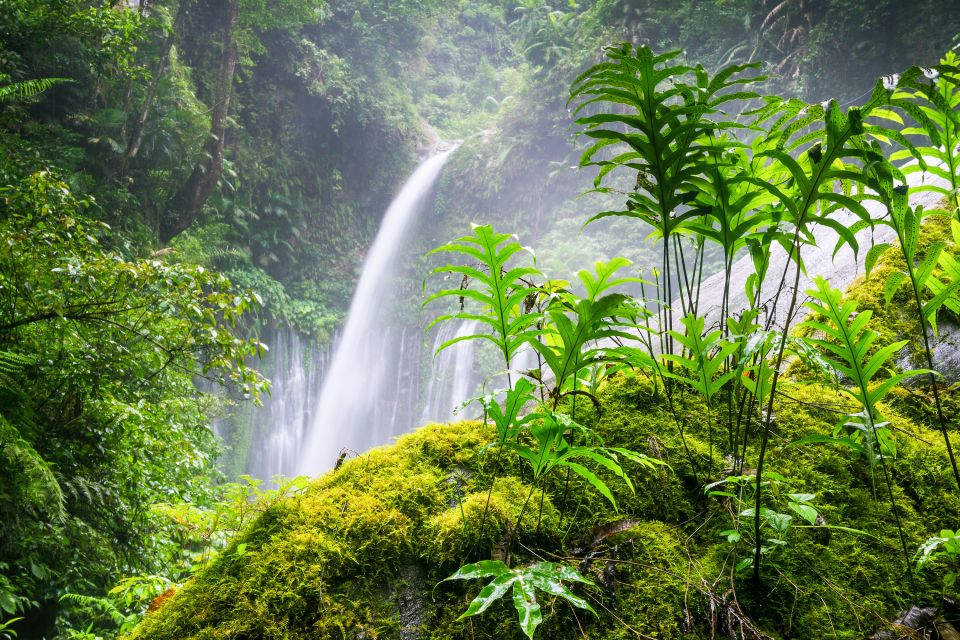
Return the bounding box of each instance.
[0,351,34,396]
[425,224,541,368]
[0,74,69,103]
[0,416,66,523]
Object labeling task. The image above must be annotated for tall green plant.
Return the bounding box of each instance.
[661,313,740,475]
[924,217,960,319]
[866,173,960,490]
[797,276,923,578]
[887,52,960,211]
[686,138,786,335]
[569,44,762,349]
[743,79,909,581]
[426,224,542,373]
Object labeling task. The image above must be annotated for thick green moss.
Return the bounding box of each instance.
[131,282,960,640]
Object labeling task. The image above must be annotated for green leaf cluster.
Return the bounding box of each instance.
[444,560,595,639]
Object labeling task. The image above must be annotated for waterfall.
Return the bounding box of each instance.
[420,319,482,424]
[297,148,458,475]
[245,328,326,481]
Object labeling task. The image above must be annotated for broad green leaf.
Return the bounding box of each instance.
[512,579,543,639]
[459,573,516,619]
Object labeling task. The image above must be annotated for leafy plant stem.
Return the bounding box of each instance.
[907,271,960,489]
[754,227,805,584]
[558,393,578,527]
[834,305,915,587]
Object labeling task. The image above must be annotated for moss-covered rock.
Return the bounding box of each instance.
[128,364,960,640]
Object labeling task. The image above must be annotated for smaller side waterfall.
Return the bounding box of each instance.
[245,328,327,481]
[420,320,481,424]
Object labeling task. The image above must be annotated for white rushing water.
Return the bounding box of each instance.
[296,148,459,475]
[245,328,326,481]
[420,319,481,424]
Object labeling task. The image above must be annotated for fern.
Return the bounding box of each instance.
[0,73,69,103]
[59,592,139,635]
[860,167,960,489]
[925,218,960,319]
[886,52,960,210]
[425,224,541,371]
[570,43,762,342]
[741,79,912,581]
[443,560,595,639]
[0,351,33,397]
[0,416,65,523]
[798,276,922,575]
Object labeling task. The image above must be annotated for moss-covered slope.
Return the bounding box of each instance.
[129,364,960,640]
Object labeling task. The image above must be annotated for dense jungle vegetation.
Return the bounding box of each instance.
[2,0,960,638]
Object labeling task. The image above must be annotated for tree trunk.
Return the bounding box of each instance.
[160,0,237,243]
[120,1,186,171]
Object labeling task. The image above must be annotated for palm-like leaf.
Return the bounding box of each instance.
[570,43,762,340]
[886,52,960,209]
[800,276,922,412]
[426,224,541,369]
[444,560,595,639]
[661,314,739,401]
[0,74,69,103]
[529,293,634,403]
[798,276,919,572]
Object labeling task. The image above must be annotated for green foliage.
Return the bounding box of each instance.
[570,43,762,338]
[661,314,738,401]
[799,277,920,416]
[443,560,595,639]
[925,218,960,320]
[916,529,960,590]
[889,51,960,210]
[427,224,541,368]
[0,616,21,640]
[0,73,68,103]
[706,471,837,572]
[506,409,658,512]
[427,226,664,636]
[0,170,268,636]
[797,276,920,572]
[3,2,960,635]
[530,292,631,405]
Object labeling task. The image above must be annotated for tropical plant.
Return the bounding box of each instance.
[796,276,923,575]
[569,43,763,352]
[685,140,785,334]
[916,528,960,590]
[0,73,67,102]
[530,291,632,409]
[426,224,541,375]
[0,170,268,633]
[507,409,659,514]
[0,616,21,640]
[443,559,595,639]
[865,171,960,490]
[887,52,960,211]
[661,313,740,474]
[739,72,921,581]
[924,217,960,318]
[706,471,827,572]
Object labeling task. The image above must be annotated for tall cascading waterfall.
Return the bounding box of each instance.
[296,147,467,476]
